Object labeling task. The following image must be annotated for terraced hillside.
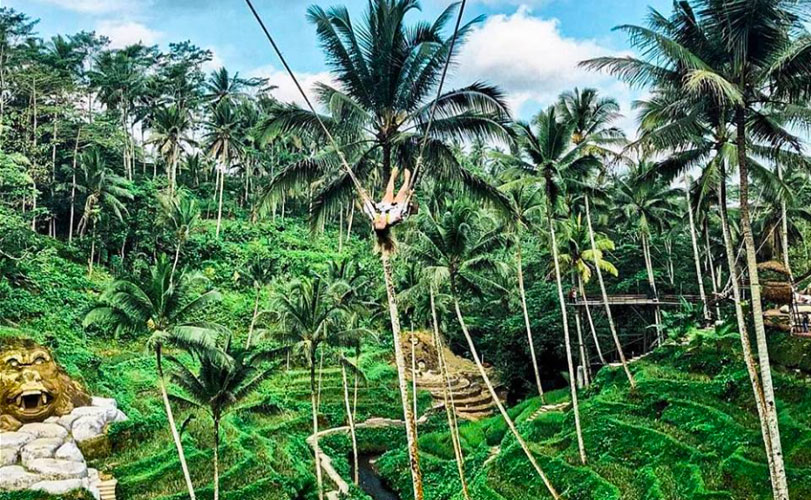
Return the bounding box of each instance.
[89,348,434,500]
[372,329,811,500]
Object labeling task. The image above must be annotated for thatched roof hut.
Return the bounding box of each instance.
[756,260,793,304]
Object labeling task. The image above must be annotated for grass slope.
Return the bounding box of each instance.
[373,330,811,500]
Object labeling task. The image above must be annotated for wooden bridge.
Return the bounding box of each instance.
[569,294,704,308]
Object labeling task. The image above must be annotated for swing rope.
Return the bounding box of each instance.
[245,0,372,209]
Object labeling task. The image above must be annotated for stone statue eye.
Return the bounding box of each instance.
[34,357,46,365]
[7,358,19,368]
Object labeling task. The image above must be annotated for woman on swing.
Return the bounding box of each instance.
[368,167,414,232]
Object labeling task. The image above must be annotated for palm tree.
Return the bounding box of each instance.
[683,175,710,322]
[261,1,512,223]
[613,159,681,342]
[408,200,560,498]
[88,46,149,180]
[272,276,354,500]
[158,188,200,280]
[204,100,244,238]
[242,256,275,348]
[168,334,286,500]
[508,107,602,465]
[558,214,619,376]
[556,87,624,148]
[258,5,513,496]
[580,4,811,493]
[84,256,222,500]
[429,284,470,500]
[75,148,132,274]
[203,67,258,106]
[148,104,195,195]
[553,87,635,386]
[497,178,547,398]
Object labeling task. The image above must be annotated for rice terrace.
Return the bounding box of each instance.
[2,0,811,499]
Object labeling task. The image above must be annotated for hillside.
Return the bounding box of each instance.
[370,330,811,500]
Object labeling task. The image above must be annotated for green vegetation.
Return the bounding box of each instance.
[2,1,811,499]
[376,329,811,500]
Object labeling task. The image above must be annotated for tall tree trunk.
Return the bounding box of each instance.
[310,363,324,500]
[341,363,359,485]
[346,204,355,244]
[776,163,794,328]
[572,275,590,388]
[88,220,97,276]
[156,345,197,500]
[705,223,722,321]
[338,205,344,252]
[213,418,220,500]
[172,243,182,282]
[170,143,178,196]
[30,81,37,231]
[430,287,470,500]
[50,119,58,235]
[548,214,587,464]
[516,235,544,399]
[380,249,424,500]
[216,162,225,238]
[578,276,606,365]
[685,176,710,322]
[736,111,788,499]
[411,334,419,436]
[585,197,634,386]
[246,287,260,349]
[777,163,792,281]
[641,234,662,343]
[717,160,778,493]
[69,127,81,243]
[452,293,559,498]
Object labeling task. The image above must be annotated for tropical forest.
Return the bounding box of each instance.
[1,0,811,499]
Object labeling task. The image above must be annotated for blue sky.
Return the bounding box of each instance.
[7,0,671,128]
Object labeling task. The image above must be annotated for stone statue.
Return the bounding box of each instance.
[0,338,91,432]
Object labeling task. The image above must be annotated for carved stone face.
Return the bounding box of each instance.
[0,338,91,426]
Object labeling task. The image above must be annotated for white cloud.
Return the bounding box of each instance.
[248,64,337,108]
[455,6,637,129]
[32,0,149,15]
[95,20,163,49]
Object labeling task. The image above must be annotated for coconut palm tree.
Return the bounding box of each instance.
[75,148,132,274]
[148,104,195,195]
[242,256,275,348]
[507,107,603,465]
[496,178,547,398]
[613,159,681,342]
[408,199,560,498]
[158,188,200,280]
[204,100,244,238]
[272,275,355,500]
[557,213,619,378]
[580,4,811,493]
[556,87,624,148]
[84,256,222,500]
[203,67,259,106]
[168,334,286,500]
[260,1,512,224]
[258,5,513,496]
[553,88,636,386]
